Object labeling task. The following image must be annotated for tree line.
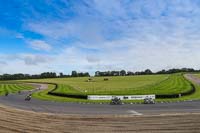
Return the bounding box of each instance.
[0,71,90,80]
[95,68,199,76]
[0,68,199,80]
[0,72,58,80]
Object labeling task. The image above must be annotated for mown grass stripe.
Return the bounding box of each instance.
[46,73,193,97]
[0,83,34,95]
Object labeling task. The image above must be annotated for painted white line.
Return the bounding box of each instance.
[128,110,143,116]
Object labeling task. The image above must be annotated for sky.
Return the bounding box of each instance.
[1,0,200,75]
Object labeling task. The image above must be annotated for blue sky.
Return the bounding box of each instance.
[1,0,200,74]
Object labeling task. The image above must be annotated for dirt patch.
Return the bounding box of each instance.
[0,105,199,133]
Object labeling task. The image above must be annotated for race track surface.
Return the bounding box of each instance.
[0,74,200,116]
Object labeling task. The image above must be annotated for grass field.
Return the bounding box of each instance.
[24,74,191,95]
[23,74,168,95]
[19,73,197,103]
[0,82,34,95]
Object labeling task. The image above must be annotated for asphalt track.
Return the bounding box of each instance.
[0,74,200,116]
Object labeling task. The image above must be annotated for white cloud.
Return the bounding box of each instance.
[1,35,200,75]
[28,40,52,51]
[2,0,200,74]
[21,54,52,65]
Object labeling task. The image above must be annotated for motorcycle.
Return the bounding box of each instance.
[5,92,8,96]
[110,97,122,105]
[25,94,32,101]
[144,97,155,104]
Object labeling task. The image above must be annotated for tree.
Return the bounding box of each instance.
[71,71,78,77]
[127,71,134,76]
[59,73,64,77]
[120,70,126,76]
[84,72,90,77]
[157,69,166,74]
[144,69,152,75]
[111,71,120,76]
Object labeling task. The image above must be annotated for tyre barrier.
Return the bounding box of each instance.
[48,92,87,99]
